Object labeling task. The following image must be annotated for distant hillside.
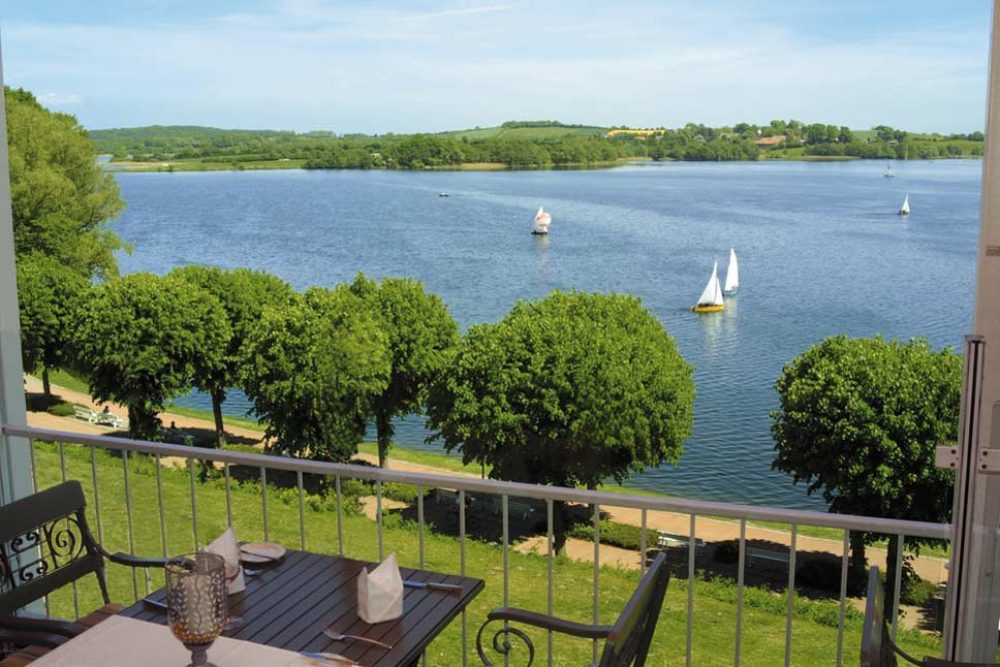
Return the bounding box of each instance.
[88,125,333,158]
[441,121,607,141]
[87,120,983,172]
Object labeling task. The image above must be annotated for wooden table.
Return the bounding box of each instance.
[4,551,483,667]
[127,551,483,666]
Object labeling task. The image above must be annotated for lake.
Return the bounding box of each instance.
[112,160,982,510]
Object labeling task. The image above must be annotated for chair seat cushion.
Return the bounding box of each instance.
[0,603,123,666]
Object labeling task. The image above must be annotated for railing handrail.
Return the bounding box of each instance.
[3,424,951,539]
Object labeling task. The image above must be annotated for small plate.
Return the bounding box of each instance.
[239,541,286,564]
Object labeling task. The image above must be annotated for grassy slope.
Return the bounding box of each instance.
[443,125,607,140]
[34,443,939,665]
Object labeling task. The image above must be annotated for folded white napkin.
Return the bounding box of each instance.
[357,553,403,623]
[206,527,245,595]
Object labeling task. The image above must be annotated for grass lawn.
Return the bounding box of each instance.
[164,403,263,432]
[47,369,91,395]
[33,442,940,666]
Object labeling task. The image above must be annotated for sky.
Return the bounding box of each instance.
[1,0,993,134]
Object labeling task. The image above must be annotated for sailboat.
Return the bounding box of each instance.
[532,206,551,235]
[884,161,895,178]
[724,248,739,295]
[692,261,725,313]
[898,194,910,216]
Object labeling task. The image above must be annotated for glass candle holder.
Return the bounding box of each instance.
[166,552,227,667]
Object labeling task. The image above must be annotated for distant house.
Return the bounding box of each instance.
[755,135,785,148]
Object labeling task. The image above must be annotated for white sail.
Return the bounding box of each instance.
[724,248,739,294]
[533,206,551,233]
[898,194,910,215]
[884,161,894,178]
[696,261,724,307]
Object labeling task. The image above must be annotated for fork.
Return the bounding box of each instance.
[322,628,393,650]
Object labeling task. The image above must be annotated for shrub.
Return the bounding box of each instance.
[381,483,425,504]
[48,402,77,417]
[713,540,740,564]
[566,520,643,551]
[796,559,841,593]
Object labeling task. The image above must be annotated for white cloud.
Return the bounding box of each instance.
[0,2,988,133]
[37,92,83,107]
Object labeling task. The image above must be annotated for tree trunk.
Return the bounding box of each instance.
[41,367,51,398]
[376,409,392,468]
[553,500,568,554]
[128,404,160,442]
[211,388,226,448]
[884,535,904,613]
[850,532,868,595]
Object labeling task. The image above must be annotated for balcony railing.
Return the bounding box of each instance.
[4,424,951,667]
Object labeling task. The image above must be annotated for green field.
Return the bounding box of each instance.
[31,442,941,666]
[442,124,607,141]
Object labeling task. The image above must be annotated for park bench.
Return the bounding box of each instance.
[94,411,124,428]
[73,406,98,423]
[656,531,705,549]
[746,546,790,567]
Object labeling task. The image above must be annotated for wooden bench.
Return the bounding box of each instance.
[656,532,705,549]
[94,412,124,428]
[746,546,790,567]
[72,406,97,423]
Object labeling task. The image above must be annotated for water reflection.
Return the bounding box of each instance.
[532,233,550,269]
[697,296,739,360]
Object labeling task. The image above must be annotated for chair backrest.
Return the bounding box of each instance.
[598,552,670,667]
[0,481,106,616]
[861,566,897,667]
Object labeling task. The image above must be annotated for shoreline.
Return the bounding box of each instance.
[104,154,983,174]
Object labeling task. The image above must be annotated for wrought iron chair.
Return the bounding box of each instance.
[476,551,670,666]
[861,566,994,667]
[0,480,166,651]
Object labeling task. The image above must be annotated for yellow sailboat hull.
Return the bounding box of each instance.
[692,304,725,313]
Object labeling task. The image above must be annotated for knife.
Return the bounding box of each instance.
[403,580,463,594]
[141,598,168,611]
[299,652,358,666]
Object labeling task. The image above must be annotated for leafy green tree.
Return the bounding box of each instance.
[6,87,125,279]
[16,254,90,397]
[348,274,459,467]
[771,335,960,592]
[240,287,390,461]
[169,266,295,446]
[427,291,694,550]
[72,273,230,440]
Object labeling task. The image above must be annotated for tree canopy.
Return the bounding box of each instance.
[72,273,230,440]
[16,254,91,396]
[240,286,390,461]
[168,266,295,445]
[771,335,960,586]
[428,291,694,486]
[348,274,459,467]
[6,87,125,279]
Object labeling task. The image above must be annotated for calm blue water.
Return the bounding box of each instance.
[111,160,982,509]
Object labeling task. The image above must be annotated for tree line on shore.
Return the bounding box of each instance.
[8,84,962,574]
[88,115,984,169]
